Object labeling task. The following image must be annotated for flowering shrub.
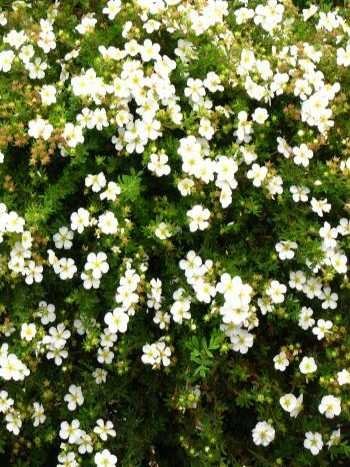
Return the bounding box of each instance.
[0,0,350,465]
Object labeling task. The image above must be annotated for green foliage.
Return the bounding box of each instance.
[0,1,350,467]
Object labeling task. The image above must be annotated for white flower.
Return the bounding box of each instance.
[252,421,275,447]
[292,144,313,167]
[275,241,297,260]
[53,226,74,250]
[289,270,306,290]
[85,172,107,192]
[32,402,46,427]
[0,391,14,413]
[0,12,6,27]
[100,182,121,201]
[24,261,43,285]
[279,393,297,413]
[155,222,172,240]
[319,395,341,418]
[27,57,48,80]
[58,258,77,280]
[20,323,36,341]
[57,452,77,466]
[19,44,34,64]
[147,152,171,176]
[219,183,233,208]
[302,5,318,21]
[102,0,122,20]
[303,277,323,299]
[97,347,114,364]
[140,39,160,62]
[100,329,117,348]
[290,185,310,202]
[98,211,119,234]
[59,419,82,444]
[199,118,215,140]
[6,211,25,233]
[77,432,93,454]
[218,275,252,324]
[290,394,304,418]
[93,419,116,441]
[311,197,331,217]
[215,155,238,189]
[273,351,289,371]
[155,341,171,366]
[337,218,350,236]
[337,369,350,386]
[0,50,15,72]
[94,449,117,467]
[93,108,109,131]
[252,107,268,124]
[5,410,22,435]
[320,287,338,310]
[64,385,84,411]
[104,307,129,333]
[142,343,159,365]
[85,252,109,279]
[76,13,97,35]
[70,208,90,233]
[187,205,210,232]
[203,71,224,92]
[267,175,283,198]
[170,294,191,324]
[327,429,341,448]
[93,368,108,384]
[337,43,350,67]
[330,252,347,274]
[43,323,71,349]
[304,432,323,455]
[40,85,56,105]
[299,356,317,374]
[247,163,268,187]
[277,137,292,158]
[38,301,56,325]
[254,0,284,33]
[28,117,53,140]
[177,178,194,196]
[81,270,100,290]
[184,78,205,103]
[230,329,254,354]
[266,280,287,304]
[63,123,84,148]
[298,307,315,330]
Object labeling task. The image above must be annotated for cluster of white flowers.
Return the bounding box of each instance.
[177,132,240,209]
[170,288,192,324]
[42,323,71,366]
[46,174,122,287]
[1,203,45,285]
[57,417,117,465]
[141,339,172,368]
[0,0,349,462]
[81,252,109,289]
[114,263,141,316]
[94,262,143,366]
[0,345,30,381]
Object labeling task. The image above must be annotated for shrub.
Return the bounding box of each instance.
[0,1,349,466]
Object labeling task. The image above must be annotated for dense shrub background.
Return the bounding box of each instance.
[0,1,349,466]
